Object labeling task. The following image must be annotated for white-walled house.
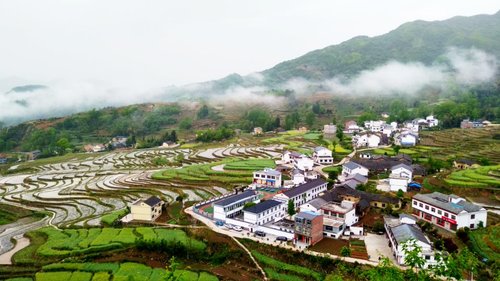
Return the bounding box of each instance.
[396,132,418,147]
[274,179,327,209]
[294,155,314,172]
[364,120,386,132]
[342,162,369,178]
[323,124,337,134]
[243,200,286,225]
[130,196,164,222]
[313,146,333,165]
[389,164,413,192]
[412,192,487,231]
[355,133,381,148]
[282,151,302,164]
[426,115,439,127]
[384,215,436,268]
[213,190,260,221]
[344,120,361,134]
[253,168,282,188]
[292,169,306,185]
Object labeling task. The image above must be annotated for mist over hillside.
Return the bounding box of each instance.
[1,10,499,126]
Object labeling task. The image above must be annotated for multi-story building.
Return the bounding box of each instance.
[294,155,314,172]
[342,162,369,178]
[274,179,328,209]
[253,168,282,188]
[130,196,164,222]
[243,200,286,225]
[412,192,487,231]
[389,164,413,192]
[312,146,333,165]
[294,211,323,246]
[384,215,436,268]
[213,190,260,221]
[364,120,386,132]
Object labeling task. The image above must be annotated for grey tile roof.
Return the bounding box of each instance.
[344,180,360,189]
[143,196,162,207]
[307,198,328,209]
[391,224,430,245]
[244,200,282,214]
[296,211,321,220]
[413,192,484,214]
[346,173,368,184]
[314,146,329,152]
[255,168,281,176]
[214,190,257,207]
[343,161,364,170]
[391,163,413,172]
[283,178,327,198]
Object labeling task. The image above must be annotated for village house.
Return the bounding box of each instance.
[291,169,306,185]
[353,154,412,174]
[253,168,282,188]
[293,155,314,172]
[364,120,386,132]
[130,196,164,222]
[274,179,328,209]
[388,164,413,192]
[460,119,484,129]
[294,211,324,246]
[354,133,381,148]
[453,159,479,169]
[341,161,369,178]
[312,146,333,165]
[323,123,337,135]
[384,215,436,267]
[281,151,302,164]
[344,120,361,134]
[426,115,439,127]
[213,190,260,221]
[253,127,263,135]
[243,199,286,226]
[395,131,418,147]
[27,150,41,161]
[412,192,487,231]
[110,136,128,149]
[83,144,107,153]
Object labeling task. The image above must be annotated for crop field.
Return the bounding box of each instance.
[419,127,500,163]
[445,165,500,188]
[10,261,219,281]
[15,227,205,260]
[252,250,323,281]
[0,143,283,252]
[468,226,500,262]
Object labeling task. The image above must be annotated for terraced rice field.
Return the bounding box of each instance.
[0,144,283,254]
[445,165,500,188]
[419,127,500,163]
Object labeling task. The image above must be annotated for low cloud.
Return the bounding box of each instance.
[0,47,497,125]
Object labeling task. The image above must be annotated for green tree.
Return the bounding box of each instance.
[401,239,426,273]
[55,137,71,154]
[328,170,338,182]
[305,112,316,127]
[340,246,351,257]
[179,118,193,130]
[287,200,296,217]
[396,189,404,198]
[393,145,401,155]
[336,126,344,141]
[197,105,209,119]
[364,257,405,281]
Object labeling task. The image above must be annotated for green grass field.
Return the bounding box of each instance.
[32,262,218,281]
[252,251,323,281]
[15,227,205,260]
[223,159,275,170]
[468,226,500,262]
[445,165,500,188]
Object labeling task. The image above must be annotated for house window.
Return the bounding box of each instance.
[471,214,475,219]
[451,215,456,220]
[382,204,386,208]
[431,208,435,212]
[444,213,449,218]
[419,203,423,207]
[424,214,432,221]
[470,224,475,229]
[425,255,431,260]
[425,205,429,210]
[437,210,442,215]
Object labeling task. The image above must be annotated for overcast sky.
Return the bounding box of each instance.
[0,1,498,91]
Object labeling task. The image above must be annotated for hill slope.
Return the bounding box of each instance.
[260,10,500,85]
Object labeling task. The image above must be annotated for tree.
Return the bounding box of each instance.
[392,145,401,155]
[274,116,281,128]
[328,170,339,182]
[396,189,404,198]
[179,118,193,130]
[340,246,351,257]
[244,202,256,209]
[170,130,178,143]
[197,105,209,119]
[287,200,296,217]
[372,221,385,233]
[401,239,425,272]
[312,102,321,114]
[336,126,344,141]
[305,112,315,127]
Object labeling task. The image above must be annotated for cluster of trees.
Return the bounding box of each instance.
[238,109,280,132]
[195,127,235,142]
